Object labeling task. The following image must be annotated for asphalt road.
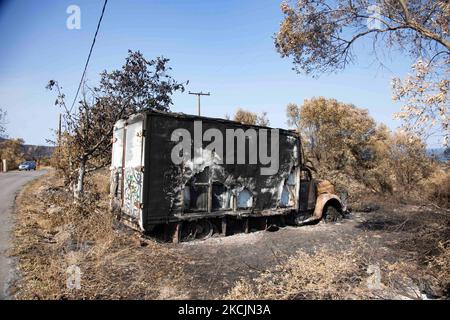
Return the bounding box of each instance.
[0,170,46,299]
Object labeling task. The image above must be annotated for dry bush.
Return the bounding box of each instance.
[381,241,450,299]
[225,248,372,300]
[89,168,111,196]
[233,108,270,126]
[383,204,450,298]
[12,170,188,299]
[0,138,25,169]
[420,165,450,207]
[287,97,377,176]
[49,133,78,185]
[385,131,433,195]
[427,241,450,296]
[286,99,437,206]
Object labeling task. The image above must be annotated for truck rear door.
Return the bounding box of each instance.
[122,115,145,229]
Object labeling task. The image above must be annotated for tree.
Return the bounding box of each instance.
[0,138,24,169]
[50,132,78,185]
[233,108,270,126]
[286,98,433,194]
[276,0,449,74]
[276,0,449,143]
[386,130,432,191]
[392,58,449,146]
[48,50,186,198]
[96,51,186,114]
[286,97,376,174]
[0,108,6,138]
[368,128,432,193]
[256,112,270,127]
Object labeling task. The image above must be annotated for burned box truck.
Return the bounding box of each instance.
[110,110,345,242]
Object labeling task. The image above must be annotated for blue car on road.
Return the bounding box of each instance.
[18,161,37,171]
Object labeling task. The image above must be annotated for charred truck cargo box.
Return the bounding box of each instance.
[110,110,346,242]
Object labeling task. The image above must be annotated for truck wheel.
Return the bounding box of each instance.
[182,220,214,241]
[323,205,343,223]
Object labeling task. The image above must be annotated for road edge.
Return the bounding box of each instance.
[5,169,49,300]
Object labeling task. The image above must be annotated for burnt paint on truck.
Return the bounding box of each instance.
[111,110,318,233]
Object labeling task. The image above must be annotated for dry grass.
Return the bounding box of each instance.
[225,248,372,300]
[11,170,189,299]
[427,241,450,296]
[10,169,449,300]
[384,206,450,298]
[225,204,450,300]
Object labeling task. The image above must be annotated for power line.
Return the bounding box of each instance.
[69,0,108,113]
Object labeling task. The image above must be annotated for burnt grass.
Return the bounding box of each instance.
[175,204,449,299]
[11,171,450,299]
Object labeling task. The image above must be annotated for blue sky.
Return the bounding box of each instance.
[0,0,423,146]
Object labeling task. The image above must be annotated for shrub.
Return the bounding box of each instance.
[421,165,450,207]
[0,138,25,169]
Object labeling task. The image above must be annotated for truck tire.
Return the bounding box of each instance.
[181,220,214,241]
[323,205,343,223]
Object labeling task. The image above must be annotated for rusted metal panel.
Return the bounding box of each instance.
[296,192,345,225]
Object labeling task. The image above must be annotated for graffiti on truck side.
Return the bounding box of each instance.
[123,168,143,218]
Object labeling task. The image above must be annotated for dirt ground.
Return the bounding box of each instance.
[174,207,446,299]
[11,171,449,300]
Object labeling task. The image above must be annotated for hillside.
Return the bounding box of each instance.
[0,137,54,160]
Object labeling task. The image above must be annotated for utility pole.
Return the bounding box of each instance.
[188,91,210,116]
